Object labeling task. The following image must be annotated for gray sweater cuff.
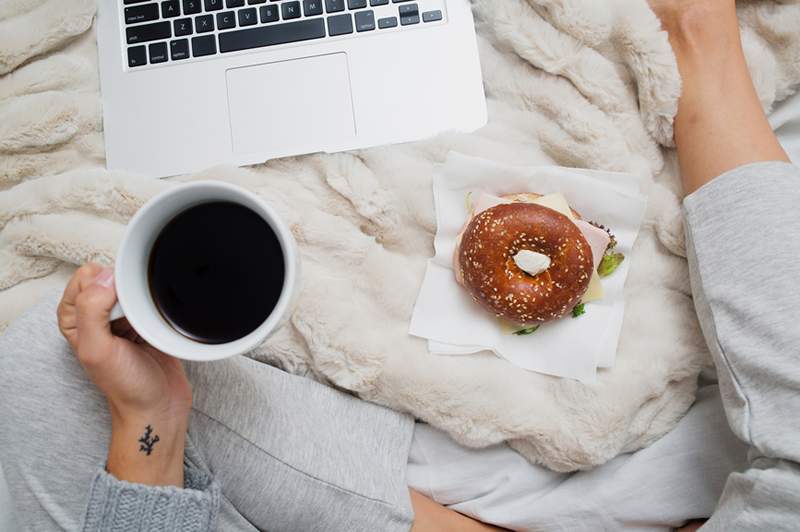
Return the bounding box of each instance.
[81,466,220,531]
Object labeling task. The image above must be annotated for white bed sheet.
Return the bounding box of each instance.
[772,93,800,163]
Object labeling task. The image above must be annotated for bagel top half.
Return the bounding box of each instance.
[455,193,594,325]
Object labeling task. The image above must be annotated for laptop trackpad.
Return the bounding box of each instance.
[226,53,355,155]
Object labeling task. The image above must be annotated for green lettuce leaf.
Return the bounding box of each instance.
[598,252,625,277]
[513,325,540,336]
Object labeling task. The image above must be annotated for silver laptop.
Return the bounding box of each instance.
[97,0,487,178]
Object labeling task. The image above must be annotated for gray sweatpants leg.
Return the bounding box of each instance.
[0,294,415,531]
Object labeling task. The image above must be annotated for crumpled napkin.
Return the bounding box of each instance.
[409,153,648,382]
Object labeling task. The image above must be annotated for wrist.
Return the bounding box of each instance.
[107,411,188,488]
[660,2,740,60]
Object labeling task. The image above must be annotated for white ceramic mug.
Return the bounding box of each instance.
[110,181,298,362]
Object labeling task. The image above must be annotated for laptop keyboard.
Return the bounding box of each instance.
[123,0,446,68]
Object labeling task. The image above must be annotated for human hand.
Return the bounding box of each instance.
[58,263,191,487]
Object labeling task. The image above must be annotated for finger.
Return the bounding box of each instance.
[74,267,119,366]
[57,299,79,349]
[61,263,105,309]
[58,263,105,347]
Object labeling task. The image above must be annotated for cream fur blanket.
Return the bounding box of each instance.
[1,0,798,472]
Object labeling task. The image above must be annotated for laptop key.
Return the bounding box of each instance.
[174,18,194,36]
[204,0,223,11]
[149,42,169,63]
[377,16,396,28]
[248,0,266,3]
[226,0,245,6]
[399,3,418,25]
[354,10,375,31]
[238,8,257,26]
[170,39,190,60]
[327,13,353,36]
[219,18,326,52]
[127,45,147,67]
[259,5,279,22]
[161,0,181,18]
[183,0,202,14]
[325,0,345,13]
[217,11,236,29]
[398,3,417,15]
[192,34,217,56]
[303,0,323,16]
[126,21,171,44]
[422,10,441,22]
[282,1,301,20]
[370,0,389,5]
[348,0,367,9]
[196,14,215,31]
[125,4,159,24]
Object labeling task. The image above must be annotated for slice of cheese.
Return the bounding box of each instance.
[529,193,574,220]
[582,271,604,303]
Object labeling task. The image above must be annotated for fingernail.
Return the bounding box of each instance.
[93,268,114,288]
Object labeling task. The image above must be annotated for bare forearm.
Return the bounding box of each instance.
[659,0,789,193]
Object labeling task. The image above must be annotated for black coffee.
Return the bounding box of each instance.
[148,201,285,344]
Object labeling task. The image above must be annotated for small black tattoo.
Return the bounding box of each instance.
[138,425,160,456]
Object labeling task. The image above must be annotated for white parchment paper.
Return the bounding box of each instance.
[409,153,648,382]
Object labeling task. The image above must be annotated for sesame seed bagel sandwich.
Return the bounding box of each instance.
[453,192,624,334]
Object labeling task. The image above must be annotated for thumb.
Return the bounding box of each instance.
[75,267,120,366]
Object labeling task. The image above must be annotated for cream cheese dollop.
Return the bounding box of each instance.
[513,250,551,277]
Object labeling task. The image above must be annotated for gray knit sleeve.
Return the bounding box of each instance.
[683,161,800,531]
[81,465,220,531]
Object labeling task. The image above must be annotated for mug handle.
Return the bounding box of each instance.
[110,302,125,322]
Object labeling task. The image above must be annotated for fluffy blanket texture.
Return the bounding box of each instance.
[1,0,798,472]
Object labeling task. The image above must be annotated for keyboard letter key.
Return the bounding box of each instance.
[303,0,323,16]
[259,5,279,22]
[238,8,257,26]
[174,18,194,36]
[217,11,236,29]
[196,14,215,32]
[161,0,180,18]
[282,1,301,20]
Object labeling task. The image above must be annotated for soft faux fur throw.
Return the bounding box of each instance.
[1,0,798,472]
